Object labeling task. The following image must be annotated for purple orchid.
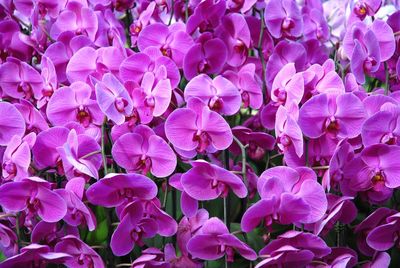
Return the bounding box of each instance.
[343,20,395,63]
[129,2,155,46]
[184,74,241,116]
[120,48,180,89]
[177,208,209,257]
[0,177,67,222]
[264,0,303,39]
[350,31,381,84]
[2,133,35,181]
[303,7,330,42]
[183,33,227,80]
[351,0,382,21]
[44,32,93,83]
[270,63,304,106]
[275,104,303,157]
[165,97,233,157]
[86,173,158,207]
[66,45,126,83]
[31,221,79,248]
[57,129,102,180]
[94,73,133,125]
[241,166,327,232]
[215,13,251,67]
[169,173,199,217]
[138,22,194,68]
[181,160,247,202]
[256,231,331,268]
[186,0,226,34]
[32,126,69,171]
[355,207,397,256]
[46,82,103,127]
[303,59,345,98]
[14,99,49,134]
[94,9,126,47]
[230,127,275,161]
[112,124,176,177]
[308,194,357,236]
[127,71,172,121]
[55,177,96,231]
[0,57,43,100]
[343,144,400,201]
[131,247,169,268]
[265,40,307,88]
[50,1,98,41]
[366,212,400,252]
[0,244,71,268]
[110,200,158,256]
[0,221,18,258]
[223,63,263,109]
[54,235,105,268]
[298,93,366,139]
[362,108,400,146]
[0,102,26,146]
[187,217,257,262]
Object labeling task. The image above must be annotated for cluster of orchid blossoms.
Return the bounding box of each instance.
[1,0,400,267]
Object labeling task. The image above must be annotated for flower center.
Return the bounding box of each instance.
[354,2,367,18]
[76,106,92,127]
[325,116,340,134]
[209,96,223,112]
[193,131,212,153]
[17,82,33,99]
[2,161,16,178]
[282,18,295,31]
[115,97,129,113]
[381,133,397,145]
[363,56,377,73]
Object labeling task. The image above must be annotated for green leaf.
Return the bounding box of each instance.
[0,251,5,262]
[86,219,109,245]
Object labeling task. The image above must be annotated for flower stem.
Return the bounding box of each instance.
[185,0,189,22]
[168,0,175,25]
[384,62,389,95]
[101,119,108,175]
[223,149,230,231]
[232,135,248,185]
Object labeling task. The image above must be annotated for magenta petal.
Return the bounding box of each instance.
[366,221,398,251]
[0,102,26,146]
[187,234,223,260]
[298,93,330,138]
[165,108,198,151]
[181,191,198,218]
[0,181,32,211]
[218,234,257,261]
[335,93,366,139]
[86,173,158,207]
[112,133,144,171]
[146,135,177,178]
[241,199,275,232]
[66,47,97,83]
[36,186,67,222]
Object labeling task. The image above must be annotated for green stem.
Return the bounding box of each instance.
[232,136,248,185]
[185,0,189,22]
[15,213,21,249]
[81,150,102,159]
[168,0,175,25]
[101,119,108,175]
[162,181,169,208]
[384,62,389,95]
